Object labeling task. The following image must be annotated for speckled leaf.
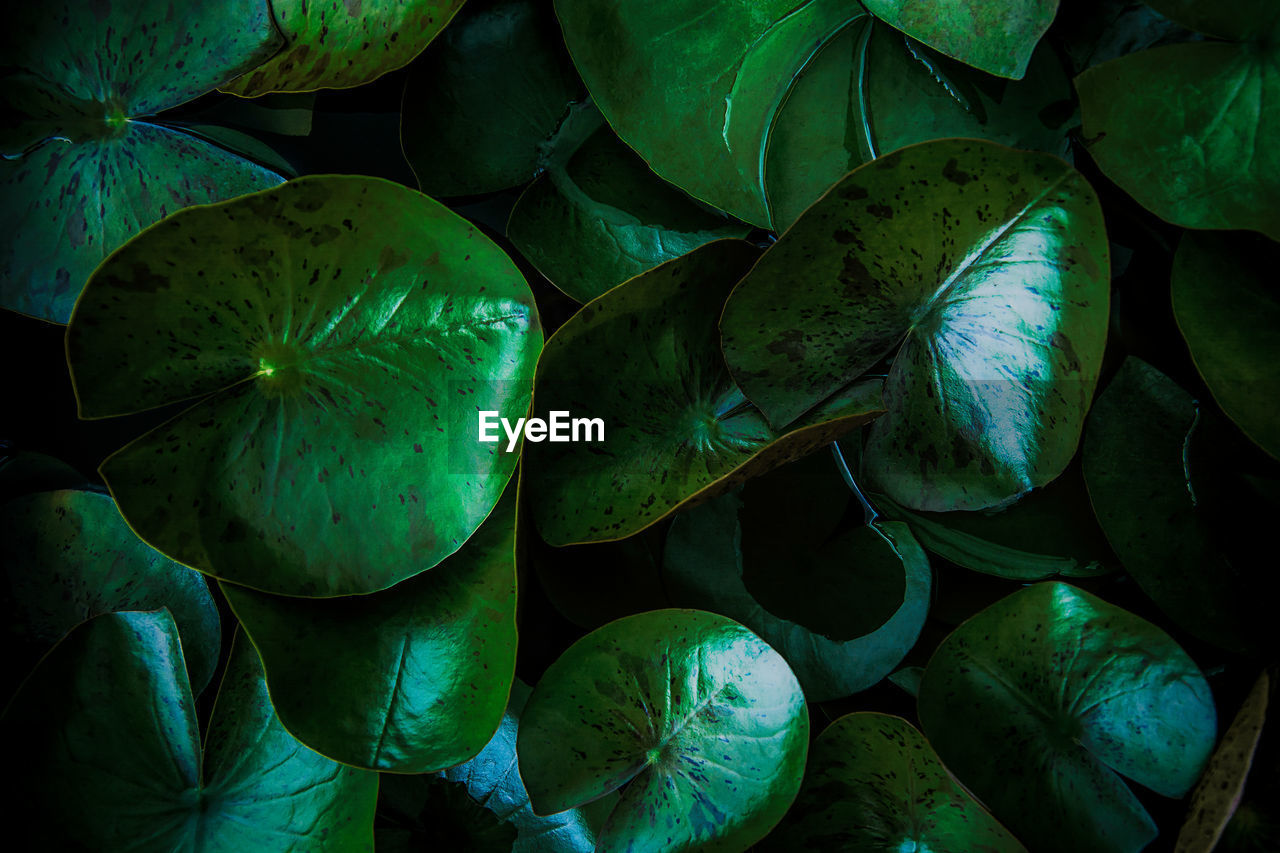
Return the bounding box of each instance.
[664,455,931,701]
[222,0,467,96]
[1076,5,1280,239]
[1176,671,1269,853]
[554,0,863,227]
[0,488,220,694]
[508,121,752,304]
[861,0,1058,78]
[1173,232,1280,459]
[517,609,809,853]
[401,0,584,196]
[525,240,885,546]
[918,582,1217,853]
[67,176,541,597]
[0,0,285,322]
[1082,358,1263,655]
[3,611,378,851]
[721,139,1109,511]
[766,17,1075,229]
[221,485,517,772]
[760,713,1026,852]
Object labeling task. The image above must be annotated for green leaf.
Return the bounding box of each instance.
[401,0,584,196]
[1076,5,1280,239]
[1,489,220,694]
[861,0,1059,78]
[664,453,931,701]
[1082,357,1263,655]
[508,121,752,303]
[765,19,1075,230]
[1172,232,1280,460]
[517,609,809,852]
[66,175,541,596]
[0,0,285,323]
[553,0,863,227]
[4,611,377,851]
[222,0,467,96]
[221,483,517,772]
[721,138,1109,511]
[525,239,885,546]
[918,582,1217,853]
[761,713,1026,852]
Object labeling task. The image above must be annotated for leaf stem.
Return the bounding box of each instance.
[830,441,878,525]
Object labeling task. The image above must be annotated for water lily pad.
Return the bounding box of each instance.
[918,582,1217,853]
[1,0,285,323]
[518,609,809,852]
[223,0,467,96]
[761,713,1026,852]
[1,488,220,694]
[1076,2,1280,239]
[861,0,1059,78]
[721,138,1109,511]
[4,611,377,851]
[1172,231,1280,460]
[222,484,517,772]
[67,175,541,596]
[525,239,885,546]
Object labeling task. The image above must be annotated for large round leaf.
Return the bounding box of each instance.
[222,0,467,96]
[721,138,1109,511]
[67,175,541,596]
[553,0,863,227]
[517,608,809,853]
[1076,3,1280,239]
[4,611,378,851]
[525,239,885,546]
[761,713,1025,852]
[918,582,1217,853]
[664,453,931,701]
[222,483,518,772]
[1,488,220,694]
[1,0,285,322]
[861,0,1059,79]
[1172,232,1280,460]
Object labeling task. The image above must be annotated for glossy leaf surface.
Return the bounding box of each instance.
[525,240,885,546]
[67,176,541,596]
[4,611,377,851]
[762,713,1025,852]
[1,0,284,322]
[721,139,1109,511]
[223,0,467,96]
[518,609,809,853]
[0,488,220,694]
[918,582,1217,853]
[1173,232,1280,459]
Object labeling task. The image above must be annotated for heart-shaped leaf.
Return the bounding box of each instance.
[517,608,809,853]
[918,582,1217,853]
[67,175,542,596]
[721,138,1109,511]
[221,483,517,772]
[553,0,863,227]
[1,0,285,322]
[664,453,931,701]
[525,239,885,546]
[861,0,1059,78]
[222,0,467,96]
[1172,232,1280,460]
[1076,2,1280,239]
[1,488,220,694]
[765,17,1075,229]
[4,611,378,851]
[760,713,1026,852]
